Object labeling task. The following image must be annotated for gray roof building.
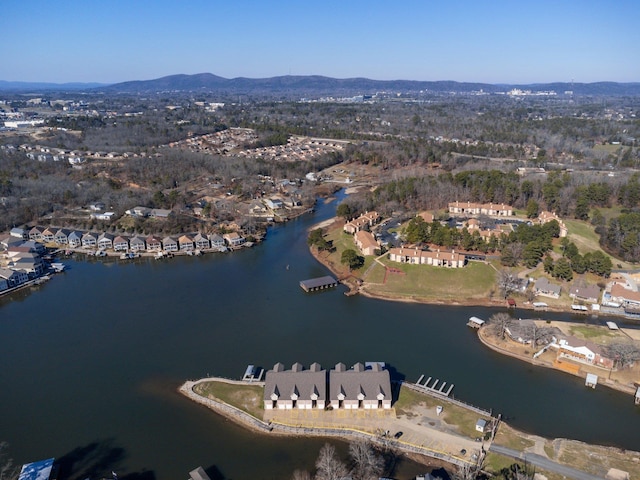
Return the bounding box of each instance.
[264,362,327,410]
[329,362,392,410]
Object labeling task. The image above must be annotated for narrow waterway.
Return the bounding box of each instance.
[1,193,639,480]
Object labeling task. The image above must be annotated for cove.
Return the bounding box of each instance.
[1,191,639,480]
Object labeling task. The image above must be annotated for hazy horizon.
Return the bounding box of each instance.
[2,0,639,84]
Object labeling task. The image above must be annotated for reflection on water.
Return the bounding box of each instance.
[0,192,639,479]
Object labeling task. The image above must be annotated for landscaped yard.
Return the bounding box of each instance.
[364,258,497,302]
[193,381,264,418]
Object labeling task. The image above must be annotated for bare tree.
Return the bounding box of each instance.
[487,313,514,339]
[497,269,519,299]
[315,443,348,480]
[605,341,640,369]
[452,462,476,480]
[348,440,384,480]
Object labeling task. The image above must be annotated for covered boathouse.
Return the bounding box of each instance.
[300,275,338,292]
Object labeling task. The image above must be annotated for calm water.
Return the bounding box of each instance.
[1,193,639,480]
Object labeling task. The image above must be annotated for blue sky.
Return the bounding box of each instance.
[2,0,639,84]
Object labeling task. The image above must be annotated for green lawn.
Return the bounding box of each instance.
[365,258,496,301]
[193,381,264,418]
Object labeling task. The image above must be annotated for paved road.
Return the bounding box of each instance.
[489,444,603,480]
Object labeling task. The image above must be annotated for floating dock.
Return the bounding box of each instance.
[300,275,338,292]
[415,374,454,397]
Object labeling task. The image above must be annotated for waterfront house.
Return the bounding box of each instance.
[54,228,71,245]
[1,235,23,249]
[534,277,562,299]
[28,226,44,242]
[97,233,114,250]
[11,254,45,278]
[129,236,146,252]
[113,236,129,252]
[162,236,178,252]
[354,230,379,256]
[552,338,614,369]
[569,283,601,304]
[329,362,392,410]
[223,232,245,247]
[178,235,195,252]
[145,235,162,251]
[41,227,58,243]
[0,267,29,288]
[81,232,98,248]
[67,231,83,248]
[0,277,7,292]
[609,283,640,309]
[194,233,210,250]
[209,234,225,249]
[388,247,466,268]
[264,362,327,410]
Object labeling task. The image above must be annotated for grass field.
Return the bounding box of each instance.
[193,381,264,418]
[364,258,497,302]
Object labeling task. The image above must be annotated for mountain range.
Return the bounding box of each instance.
[1,73,639,96]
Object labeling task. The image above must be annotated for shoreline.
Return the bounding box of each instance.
[308,217,639,399]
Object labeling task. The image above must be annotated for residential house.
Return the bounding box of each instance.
[145,235,162,251]
[67,231,83,248]
[113,236,129,252]
[97,233,114,250]
[534,277,562,299]
[569,283,601,304]
[125,206,152,217]
[178,235,195,252]
[223,232,245,247]
[552,338,614,369]
[264,198,284,210]
[92,212,115,221]
[10,227,27,239]
[388,247,466,268]
[329,362,392,410]
[0,268,29,288]
[609,283,640,309]
[0,277,7,292]
[81,232,98,248]
[129,236,146,252]
[41,227,58,243]
[150,209,172,219]
[194,233,210,250]
[209,234,225,249]
[89,202,105,211]
[162,236,178,252]
[54,229,71,245]
[354,230,379,256]
[11,254,45,277]
[264,362,327,410]
[28,226,44,241]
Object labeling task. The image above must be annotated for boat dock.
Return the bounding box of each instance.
[415,374,454,397]
[242,364,264,382]
[300,275,338,292]
[467,316,485,329]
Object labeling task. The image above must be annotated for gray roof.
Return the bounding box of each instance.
[569,283,601,301]
[264,362,327,402]
[534,277,562,295]
[329,362,391,402]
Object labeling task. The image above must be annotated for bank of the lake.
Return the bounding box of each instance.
[1,191,640,480]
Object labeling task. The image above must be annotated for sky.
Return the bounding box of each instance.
[2,0,639,85]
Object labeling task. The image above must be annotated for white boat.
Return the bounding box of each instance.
[50,262,65,272]
[436,405,443,416]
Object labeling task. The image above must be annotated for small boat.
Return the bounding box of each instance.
[436,405,443,416]
[50,262,65,272]
[95,250,107,257]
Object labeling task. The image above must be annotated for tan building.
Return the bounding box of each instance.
[388,247,466,268]
[343,211,381,234]
[448,201,513,217]
[354,230,379,256]
[538,211,568,237]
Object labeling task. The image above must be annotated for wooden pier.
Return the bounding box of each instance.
[415,374,454,397]
[300,275,338,292]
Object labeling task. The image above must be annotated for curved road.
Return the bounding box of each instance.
[489,444,603,480]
